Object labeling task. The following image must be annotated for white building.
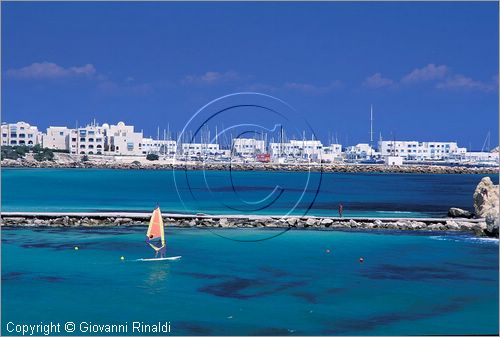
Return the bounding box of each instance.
[322,144,343,162]
[345,143,377,160]
[463,152,499,164]
[104,122,143,156]
[378,140,467,161]
[142,138,177,156]
[269,140,324,161]
[181,143,220,158]
[69,123,106,155]
[385,156,403,166]
[269,142,298,159]
[232,138,265,157]
[43,126,71,151]
[1,121,42,147]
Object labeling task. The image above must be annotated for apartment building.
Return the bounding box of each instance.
[269,140,324,161]
[1,121,42,147]
[181,143,220,157]
[378,140,466,161]
[43,126,71,150]
[69,123,106,155]
[105,122,143,156]
[232,138,266,157]
[142,138,177,156]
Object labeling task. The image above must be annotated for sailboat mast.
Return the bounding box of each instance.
[370,105,374,157]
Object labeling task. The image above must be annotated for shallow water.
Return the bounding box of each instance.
[2,168,497,218]
[2,227,498,335]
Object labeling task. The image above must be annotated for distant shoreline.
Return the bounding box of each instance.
[1,211,496,237]
[1,159,498,175]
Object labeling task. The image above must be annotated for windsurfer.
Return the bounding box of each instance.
[146,235,166,258]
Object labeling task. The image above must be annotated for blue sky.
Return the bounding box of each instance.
[2,2,498,149]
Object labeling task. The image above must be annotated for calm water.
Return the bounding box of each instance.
[1,227,498,335]
[2,168,498,217]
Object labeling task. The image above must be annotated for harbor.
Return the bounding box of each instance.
[2,2,499,336]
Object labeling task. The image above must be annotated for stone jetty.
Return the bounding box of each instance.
[0,212,491,237]
[2,158,498,175]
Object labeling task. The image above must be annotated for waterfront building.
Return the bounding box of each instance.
[181,143,220,158]
[378,140,466,161]
[345,143,377,160]
[141,138,177,156]
[104,122,144,156]
[269,142,298,160]
[463,151,499,164]
[232,138,265,157]
[43,126,71,150]
[385,156,404,166]
[1,121,42,147]
[69,123,106,155]
[269,140,324,161]
[321,144,343,162]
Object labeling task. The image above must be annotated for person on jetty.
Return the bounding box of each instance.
[146,234,166,258]
[338,203,344,218]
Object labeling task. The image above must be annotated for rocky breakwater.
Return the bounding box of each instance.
[473,177,500,237]
[1,158,498,175]
[0,214,487,235]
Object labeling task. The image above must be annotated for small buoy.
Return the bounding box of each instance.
[359,257,364,263]
[325,249,330,253]
[120,256,125,261]
[74,246,79,250]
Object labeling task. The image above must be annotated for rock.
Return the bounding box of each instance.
[320,218,333,227]
[428,223,445,231]
[445,220,460,230]
[485,215,499,237]
[473,177,499,237]
[348,219,358,228]
[219,218,229,228]
[305,218,317,227]
[286,218,298,227]
[448,207,473,218]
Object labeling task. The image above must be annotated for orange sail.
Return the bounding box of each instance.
[147,207,165,246]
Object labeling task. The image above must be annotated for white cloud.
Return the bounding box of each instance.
[181,71,240,85]
[401,64,448,83]
[284,80,342,94]
[436,74,495,92]
[363,73,394,89]
[6,62,96,79]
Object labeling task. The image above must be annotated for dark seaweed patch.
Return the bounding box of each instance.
[291,291,318,303]
[259,266,288,277]
[20,241,131,251]
[21,242,86,250]
[176,321,212,335]
[180,272,227,279]
[361,264,494,282]
[199,277,306,299]
[445,262,498,271]
[2,271,26,281]
[250,327,295,335]
[38,276,66,283]
[325,287,345,294]
[323,297,474,334]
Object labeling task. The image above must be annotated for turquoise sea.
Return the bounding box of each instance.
[2,168,498,218]
[1,168,499,335]
[1,227,498,335]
